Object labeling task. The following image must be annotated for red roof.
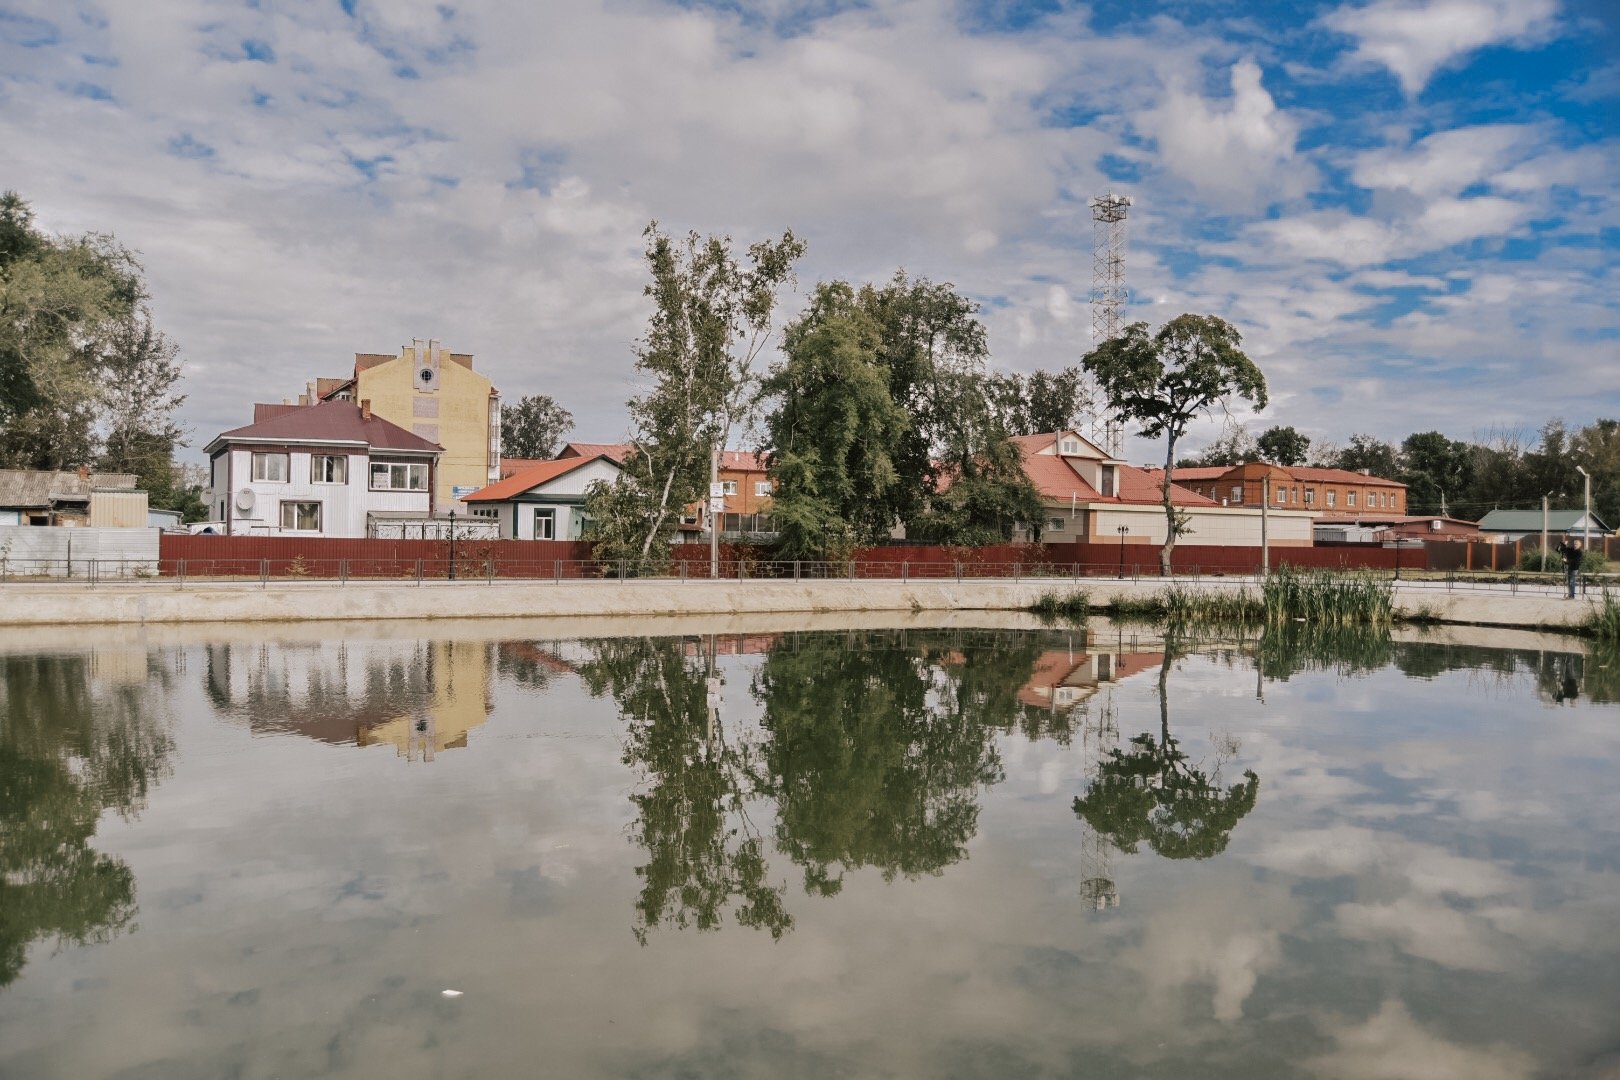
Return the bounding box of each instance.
[721,450,766,472]
[211,401,441,453]
[1015,435,1213,507]
[465,454,616,502]
[558,441,634,463]
[1165,466,1230,481]
[1285,466,1404,488]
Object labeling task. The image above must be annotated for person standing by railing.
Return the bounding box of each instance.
[1557,538,1584,599]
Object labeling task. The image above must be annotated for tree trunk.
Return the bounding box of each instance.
[1160,437,1177,577]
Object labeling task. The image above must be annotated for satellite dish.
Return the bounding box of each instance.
[235,487,257,512]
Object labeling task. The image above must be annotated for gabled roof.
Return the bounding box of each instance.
[721,450,766,472]
[1019,441,1215,507]
[1167,466,1232,481]
[558,441,634,463]
[1010,430,1113,459]
[206,400,442,455]
[1167,463,1405,488]
[1477,509,1611,533]
[465,453,618,502]
[1287,466,1405,488]
[0,470,139,509]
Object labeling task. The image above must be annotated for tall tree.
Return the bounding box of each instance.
[499,394,573,460]
[1083,314,1268,575]
[984,367,1095,436]
[762,281,906,560]
[0,192,186,484]
[1181,419,1257,467]
[1256,425,1310,467]
[1399,430,1474,516]
[1572,418,1620,526]
[1332,433,1399,478]
[587,223,804,568]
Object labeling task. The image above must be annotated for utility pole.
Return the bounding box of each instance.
[1577,464,1593,562]
[710,444,721,579]
[1260,475,1270,579]
[1542,494,1550,573]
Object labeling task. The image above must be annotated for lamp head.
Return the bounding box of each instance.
[1576,465,1589,478]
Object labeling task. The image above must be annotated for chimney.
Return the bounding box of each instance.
[361,398,372,420]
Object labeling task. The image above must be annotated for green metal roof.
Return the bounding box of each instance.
[1477,509,1611,533]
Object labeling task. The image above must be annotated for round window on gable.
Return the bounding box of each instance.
[419,368,435,384]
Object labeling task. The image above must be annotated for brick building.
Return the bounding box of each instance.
[1166,463,1407,515]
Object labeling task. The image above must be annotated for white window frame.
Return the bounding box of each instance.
[1100,465,1116,498]
[370,461,430,492]
[1231,485,1243,503]
[720,480,738,496]
[1060,439,1080,455]
[532,507,556,540]
[1347,491,1357,507]
[280,501,321,532]
[1327,490,1336,508]
[754,480,772,497]
[252,452,289,483]
[311,454,347,484]
[1305,489,1316,506]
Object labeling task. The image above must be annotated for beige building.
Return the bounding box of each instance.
[310,339,500,511]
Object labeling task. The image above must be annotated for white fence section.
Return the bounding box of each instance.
[0,526,159,578]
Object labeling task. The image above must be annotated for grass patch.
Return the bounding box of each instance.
[1261,566,1394,627]
[1586,587,1620,642]
[1030,590,1091,621]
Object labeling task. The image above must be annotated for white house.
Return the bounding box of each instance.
[463,453,624,539]
[204,400,443,537]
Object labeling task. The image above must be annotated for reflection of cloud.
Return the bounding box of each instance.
[1309,999,1535,1080]
[1118,879,1293,1022]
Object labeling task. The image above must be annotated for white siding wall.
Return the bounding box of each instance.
[1088,506,1315,547]
[0,526,158,577]
[498,459,621,541]
[216,449,432,537]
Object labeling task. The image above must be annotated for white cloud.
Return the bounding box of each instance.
[1309,999,1536,1080]
[1138,60,1309,210]
[1323,0,1561,95]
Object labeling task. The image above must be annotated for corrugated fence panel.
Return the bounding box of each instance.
[159,535,596,578]
[0,526,159,577]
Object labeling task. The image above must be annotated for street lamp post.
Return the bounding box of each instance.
[1577,464,1592,595]
[1117,524,1129,579]
[448,509,458,581]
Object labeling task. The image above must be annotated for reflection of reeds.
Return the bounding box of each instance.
[1257,622,1396,679]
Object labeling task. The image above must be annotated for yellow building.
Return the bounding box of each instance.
[311,339,500,511]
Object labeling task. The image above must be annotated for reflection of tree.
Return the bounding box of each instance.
[1256,623,1395,681]
[751,632,1018,896]
[0,653,173,987]
[1074,638,1258,862]
[578,637,790,944]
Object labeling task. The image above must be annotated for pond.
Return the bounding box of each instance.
[1,619,1617,1079]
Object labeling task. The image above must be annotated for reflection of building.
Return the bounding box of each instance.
[203,639,493,761]
[1017,636,1165,713]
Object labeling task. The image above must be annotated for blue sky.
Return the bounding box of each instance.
[1,0,1616,463]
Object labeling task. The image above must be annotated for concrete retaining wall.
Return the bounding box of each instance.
[0,577,1599,632]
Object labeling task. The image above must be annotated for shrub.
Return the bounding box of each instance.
[1521,545,1609,574]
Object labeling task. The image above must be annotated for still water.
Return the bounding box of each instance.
[1,620,1617,1079]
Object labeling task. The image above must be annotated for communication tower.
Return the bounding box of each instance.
[1088,193,1131,457]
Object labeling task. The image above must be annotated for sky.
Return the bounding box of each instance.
[2,0,1618,466]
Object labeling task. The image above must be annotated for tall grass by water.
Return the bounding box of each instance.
[1034,567,1396,628]
[1587,587,1620,642]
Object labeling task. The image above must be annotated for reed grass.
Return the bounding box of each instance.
[1260,566,1394,627]
[1030,590,1091,621]
[1586,587,1620,642]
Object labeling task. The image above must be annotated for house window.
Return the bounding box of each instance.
[1100,465,1116,497]
[311,455,347,484]
[1274,487,1284,505]
[471,507,499,519]
[252,452,289,482]
[754,480,772,497]
[280,501,321,532]
[1305,489,1315,506]
[370,461,429,491]
[1327,490,1336,508]
[721,480,738,495]
[1061,439,1080,455]
[1231,486,1243,503]
[1348,491,1357,507]
[1049,518,1065,531]
[532,508,556,540]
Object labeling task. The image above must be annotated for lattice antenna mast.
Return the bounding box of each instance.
[1089,193,1131,458]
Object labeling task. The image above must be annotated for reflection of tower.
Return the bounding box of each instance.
[1088,192,1131,458]
[1078,686,1121,910]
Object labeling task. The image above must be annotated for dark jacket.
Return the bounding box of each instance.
[1558,541,1584,572]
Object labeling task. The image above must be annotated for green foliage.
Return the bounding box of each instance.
[763,281,906,560]
[500,394,573,460]
[1256,425,1310,466]
[1587,588,1620,643]
[1332,433,1400,478]
[1261,566,1394,627]
[1400,430,1474,515]
[1520,546,1608,574]
[1031,590,1091,621]
[1,192,186,478]
[984,367,1095,436]
[0,653,173,986]
[1083,314,1267,575]
[609,223,805,568]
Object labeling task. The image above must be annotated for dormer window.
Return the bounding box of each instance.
[1060,438,1081,456]
[1100,465,1116,497]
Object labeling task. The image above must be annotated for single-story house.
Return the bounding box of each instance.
[1476,509,1612,543]
[0,468,142,527]
[1314,513,1480,544]
[204,399,445,537]
[1014,432,1316,547]
[464,452,624,540]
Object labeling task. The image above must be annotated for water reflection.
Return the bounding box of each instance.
[204,639,494,760]
[0,651,173,988]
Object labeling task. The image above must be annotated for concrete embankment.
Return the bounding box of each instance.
[0,577,1600,633]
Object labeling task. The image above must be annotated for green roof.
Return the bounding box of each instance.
[1477,509,1611,533]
